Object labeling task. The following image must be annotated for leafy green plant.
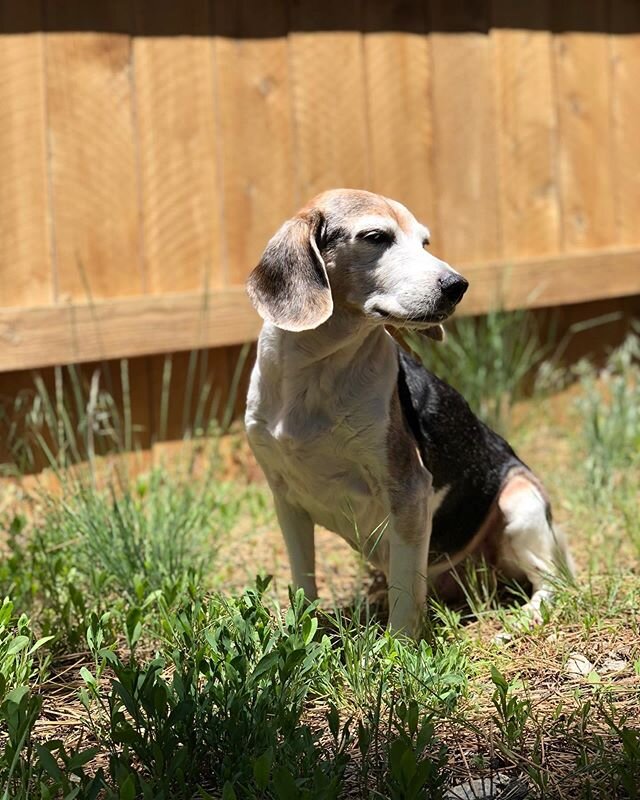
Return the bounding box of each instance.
[0,599,51,703]
[489,666,531,752]
[75,582,345,798]
[0,604,99,800]
[385,700,448,800]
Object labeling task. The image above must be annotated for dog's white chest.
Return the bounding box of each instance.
[278,417,387,535]
[250,407,390,544]
[246,350,395,549]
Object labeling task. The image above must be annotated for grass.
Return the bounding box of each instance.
[0,315,639,798]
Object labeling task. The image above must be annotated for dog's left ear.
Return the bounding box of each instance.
[246,209,333,332]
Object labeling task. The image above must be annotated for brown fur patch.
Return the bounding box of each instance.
[308,188,410,231]
[499,466,551,510]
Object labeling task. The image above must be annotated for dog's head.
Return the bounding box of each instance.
[246,189,468,336]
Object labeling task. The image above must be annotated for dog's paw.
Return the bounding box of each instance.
[519,601,544,626]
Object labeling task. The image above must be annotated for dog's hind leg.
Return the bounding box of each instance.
[497,473,574,621]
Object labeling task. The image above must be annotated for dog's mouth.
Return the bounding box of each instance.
[370,306,451,329]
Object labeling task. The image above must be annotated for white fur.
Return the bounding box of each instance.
[337,210,462,328]
[497,478,568,620]
[387,528,430,634]
[246,318,397,560]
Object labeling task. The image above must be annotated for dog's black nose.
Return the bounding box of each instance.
[439,273,469,306]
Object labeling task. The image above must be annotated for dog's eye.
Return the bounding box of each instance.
[422,237,430,249]
[358,229,393,245]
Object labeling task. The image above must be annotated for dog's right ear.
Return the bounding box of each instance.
[246,209,333,332]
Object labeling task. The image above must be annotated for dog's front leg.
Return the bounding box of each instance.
[273,495,318,601]
[387,522,431,638]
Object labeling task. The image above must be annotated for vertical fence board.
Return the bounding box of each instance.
[553,2,616,251]
[215,0,295,284]
[363,3,434,225]
[44,1,143,300]
[611,0,640,246]
[492,1,560,258]
[134,0,224,294]
[429,0,500,265]
[0,2,52,307]
[289,0,369,201]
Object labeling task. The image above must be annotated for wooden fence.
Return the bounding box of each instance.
[0,1,639,454]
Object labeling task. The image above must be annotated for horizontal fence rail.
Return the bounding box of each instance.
[0,247,639,371]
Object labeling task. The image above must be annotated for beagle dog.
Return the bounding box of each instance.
[245,189,573,637]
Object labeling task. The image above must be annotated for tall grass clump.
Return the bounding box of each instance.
[574,328,640,496]
[0,463,251,649]
[0,347,253,649]
[572,327,640,559]
[0,344,251,477]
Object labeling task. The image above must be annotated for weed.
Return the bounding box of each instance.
[489,666,531,752]
[385,700,448,800]
[0,599,51,702]
[0,604,102,799]
[77,583,349,798]
[574,332,640,499]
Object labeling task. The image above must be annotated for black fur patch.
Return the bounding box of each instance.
[396,347,527,557]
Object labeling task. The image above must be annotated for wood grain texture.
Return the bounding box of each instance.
[492,0,561,257]
[363,2,434,225]
[1,250,639,371]
[553,1,616,250]
[289,0,369,201]
[611,0,640,246]
[0,1,52,306]
[430,0,500,264]
[134,0,224,293]
[44,1,143,301]
[214,0,295,284]
[460,247,640,314]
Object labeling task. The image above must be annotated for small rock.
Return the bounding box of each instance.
[601,657,627,674]
[565,652,594,677]
[444,772,529,800]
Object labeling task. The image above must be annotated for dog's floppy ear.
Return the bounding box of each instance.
[246,209,333,332]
